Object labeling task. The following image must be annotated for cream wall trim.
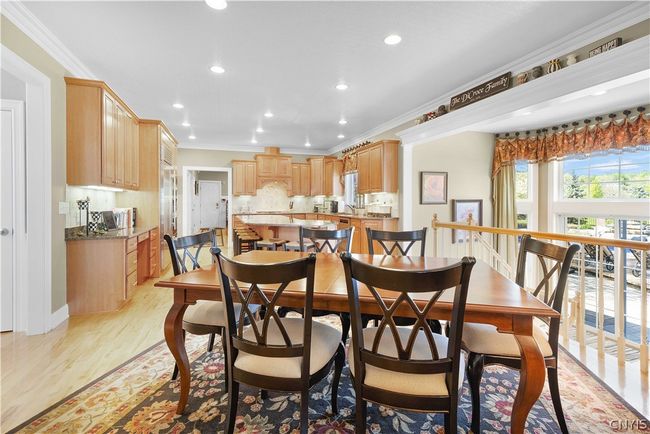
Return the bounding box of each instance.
[401,145,413,230]
[328,2,650,155]
[1,44,53,335]
[1,2,96,78]
[50,304,68,330]
[178,143,325,156]
[397,36,650,148]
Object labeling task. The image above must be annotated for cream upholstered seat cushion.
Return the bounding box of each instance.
[462,322,553,357]
[234,317,340,378]
[183,301,241,327]
[284,240,315,250]
[348,326,465,397]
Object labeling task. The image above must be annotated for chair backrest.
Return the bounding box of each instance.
[212,247,318,378]
[366,227,427,256]
[300,226,355,253]
[515,235,580,348]
[164,231,215,276]
[341,252,475,396]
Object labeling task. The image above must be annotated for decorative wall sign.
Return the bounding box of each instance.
[588,37,622,58]
[420,172,448,204]
[452,199,483,243]
[449,72,511,111]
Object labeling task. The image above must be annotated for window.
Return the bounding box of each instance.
[561,152,650,200]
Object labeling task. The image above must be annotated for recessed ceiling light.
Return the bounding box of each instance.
[205,0,227,10]
[256,127,264,133]
[182,122,191,127]
[336,83,348,91]
[251,137,258,144]
[338,118,347,125]
[189,135,196,140]
[305,142,311,147]
[210,65,225,74]
[337,134,345,139]
[173,103,184,109]
[592,89,607,96]
[264,111,274,118]
[384,34,402,45]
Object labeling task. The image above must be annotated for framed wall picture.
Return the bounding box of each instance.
[452,199,483,243]
[420,172,448,204]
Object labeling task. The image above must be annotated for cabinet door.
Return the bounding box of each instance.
[123,113,133,188]
[102,92,117,186]
[256,155,276,177]
[369,145,383,192]
[361,220,383,254]
[115,104,126,187]
[357,149,370,193]
[233,162,245,196]
[351,222,362,253]
[276,157,292,177]
[291,164,300,196]
[132,119,140,189]
[310,159,323,196]
[245,162,257,195]
[300,164,310,196]
[324,160,333,196]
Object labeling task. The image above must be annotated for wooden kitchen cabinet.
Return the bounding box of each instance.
[233,160,257,196]
[255,152,292,178]
[66,77,140,190]
[290,163,311,196]
[309,156,342,196]
[356,140,399,194]
[349,217,399,254]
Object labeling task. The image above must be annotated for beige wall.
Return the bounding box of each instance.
[1,15,69,312]
[410,131,495,256]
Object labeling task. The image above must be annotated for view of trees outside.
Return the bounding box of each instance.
[561,151,650,199]
[515,161,528,200]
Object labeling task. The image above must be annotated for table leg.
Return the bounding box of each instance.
[164,299,190,414]
[512,333,546,434]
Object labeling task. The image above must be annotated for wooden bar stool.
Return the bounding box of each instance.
[255,238,288,250]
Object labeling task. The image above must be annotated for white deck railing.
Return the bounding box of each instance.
[431,214,649,375]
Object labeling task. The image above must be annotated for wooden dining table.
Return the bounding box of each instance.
[155,251,559,434]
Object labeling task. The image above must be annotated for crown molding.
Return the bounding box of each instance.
[1,1,96,78]
[397,36,650,148]
[177,143,326,156]
[326,1,650,155]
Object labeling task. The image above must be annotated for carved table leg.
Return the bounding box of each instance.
[512,332,545,434]
[164,297,190,414]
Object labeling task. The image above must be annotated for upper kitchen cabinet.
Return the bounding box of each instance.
[356,140,399,194]
[290,163,311,196]
[255,147,292,190]
[233,160,257,196]
[308,156,342,196]
[65,77,140,190]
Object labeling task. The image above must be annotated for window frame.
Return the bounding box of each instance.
[515,161,538,231]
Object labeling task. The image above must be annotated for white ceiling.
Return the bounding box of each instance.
[24,1,630,152]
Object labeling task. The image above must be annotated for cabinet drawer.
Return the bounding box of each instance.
[127,270,137,291]
[149,256,159,276]
[138,232,149,243]
[149,228,159,242]
[126,236,137,253]
[127,250,138,275]
[150,245,159,259]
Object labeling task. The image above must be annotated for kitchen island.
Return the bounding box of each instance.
[237,215,337,240]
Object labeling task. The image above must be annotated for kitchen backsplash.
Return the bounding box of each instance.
[65,186,117,228]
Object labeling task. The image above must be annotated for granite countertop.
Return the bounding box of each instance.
[234,211,398,220]
[65,225,157,241]
[238,215,336,228]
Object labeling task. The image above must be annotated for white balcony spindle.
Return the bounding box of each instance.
[577,248,586,347]
[640,250,648,375]
[597,246,605,355]
[614,246,626,366]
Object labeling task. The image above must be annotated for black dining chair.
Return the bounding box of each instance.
[212,247,345,434]
[279,227,355,343]
[341,252,476,434]
[462,234,580,434]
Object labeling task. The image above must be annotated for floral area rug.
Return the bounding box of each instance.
[10,317,647,434]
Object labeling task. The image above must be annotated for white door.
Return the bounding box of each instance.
[1,101,20,332]
[199,181,221,230]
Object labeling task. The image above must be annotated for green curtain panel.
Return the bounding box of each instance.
[492,164,517,274]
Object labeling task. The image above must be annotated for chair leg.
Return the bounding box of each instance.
[467,352,484,434]
[278,307,289,318]
[207,333,216,352]
[331,343,345,414]
[446,393,458,434]
[221,332,229,392]
[225,379,239,434]
[548,366,569,434]
[260,389,268,400]
[354,393,367,434]
[300,388,310,434]
[340,313,351,343]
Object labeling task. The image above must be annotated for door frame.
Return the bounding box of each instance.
[1,45,53,335]
[181,166,233,249]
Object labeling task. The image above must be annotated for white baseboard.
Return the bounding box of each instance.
[50,304,69,330]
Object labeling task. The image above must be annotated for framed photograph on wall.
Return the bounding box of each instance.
[452,199,483,243]
[420,172,448,204]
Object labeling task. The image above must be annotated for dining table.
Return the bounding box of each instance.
[154,250,559,434]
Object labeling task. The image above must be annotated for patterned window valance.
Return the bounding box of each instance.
[492,108,650,177]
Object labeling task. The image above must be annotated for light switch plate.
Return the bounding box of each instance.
[58,201,69,215]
